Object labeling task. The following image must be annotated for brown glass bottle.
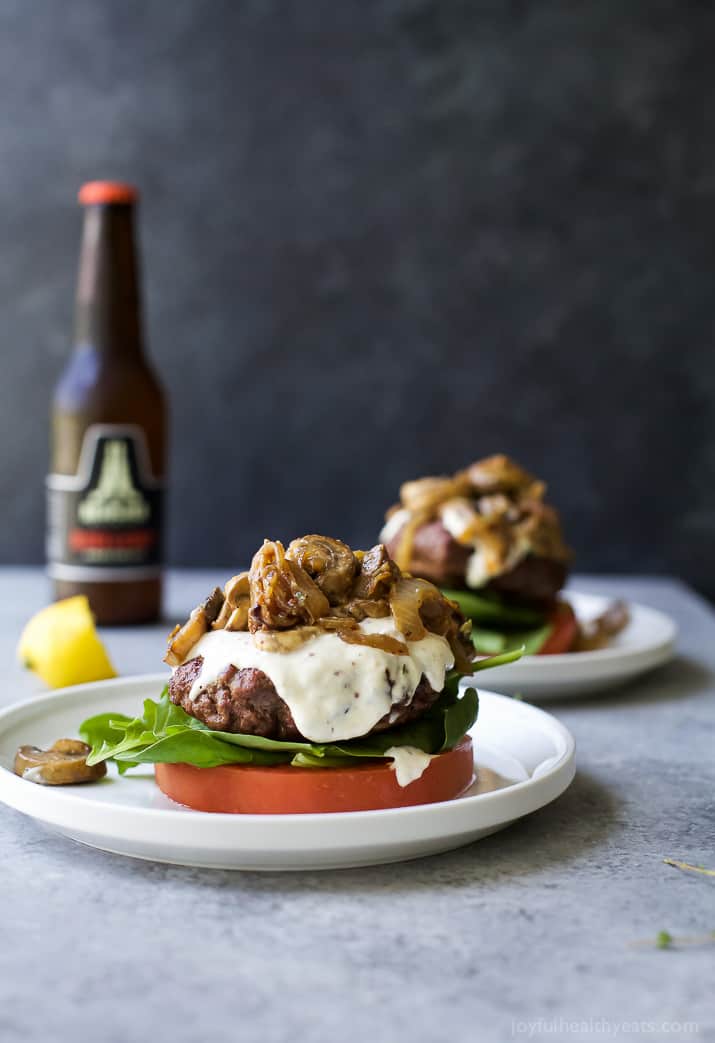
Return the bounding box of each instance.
[47,181,166,624]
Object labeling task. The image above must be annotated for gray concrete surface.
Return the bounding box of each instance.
[0,571,713,1043]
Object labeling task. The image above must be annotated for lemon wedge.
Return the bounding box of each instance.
[17,596,116,688]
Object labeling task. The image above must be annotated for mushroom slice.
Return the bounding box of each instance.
[572,600,630,651]
[202,587,225,625]
[251,627,321,652]
[224,572,250,606]
[352,543,401,600]
[164,606,208,666]
[212,601,233,630]
[214,573,251,631]
[286,536,357,603]
[224,602,250,631]
[14,739,106,786]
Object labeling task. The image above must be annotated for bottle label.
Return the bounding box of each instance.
[47,424,163,582]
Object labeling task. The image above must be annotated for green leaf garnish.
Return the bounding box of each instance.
[443,587,551,654]
[79,683,480,772]
[471,623,552,656]
[663,859,715,878]
[469,647,524,671]
[443,588,545,627]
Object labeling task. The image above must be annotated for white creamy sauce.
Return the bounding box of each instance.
[183,616,454,744]
[438,501,474,542]
[385,745,433,787]
[439,507,492,588]
[465,547,490,588]
[440,509,532,590]
[465,537,531,589]
[379,508,410,545]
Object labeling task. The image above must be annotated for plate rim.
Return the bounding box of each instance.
[468,591,677,672]
[0,674,576,833]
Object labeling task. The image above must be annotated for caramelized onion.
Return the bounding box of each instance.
[248,540,330,631]
[165,534,474,673]
[390,512,423,572]
[390,577,475,674]
[572,600,630,652]
[316,616,359,631]
[337,629,409,656]
[341,597,391,621]
[388,455,571,582]
[389,577,434,641]
[464,455,539,496]
[399,475,471,514]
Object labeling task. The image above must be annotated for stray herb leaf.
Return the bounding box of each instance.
[663,858,715,878]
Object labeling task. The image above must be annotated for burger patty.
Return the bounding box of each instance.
[386,519,566,605]
[169,656,442,741]
[487,555,568,605]
[385,520,472,588]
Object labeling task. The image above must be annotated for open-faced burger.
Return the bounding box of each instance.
[381,455,628,656]
[79,536,520,813]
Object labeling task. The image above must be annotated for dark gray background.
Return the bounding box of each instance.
[1,1,714,595]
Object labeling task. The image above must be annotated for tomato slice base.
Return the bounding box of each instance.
[539,601,578,654]
[155,736,475,814]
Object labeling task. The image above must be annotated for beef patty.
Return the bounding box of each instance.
[487,554,568,605]
[169,656,442,741]
[385,519,567,605]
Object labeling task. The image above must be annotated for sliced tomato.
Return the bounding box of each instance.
[538,601,578,655]
[155,737,474,814]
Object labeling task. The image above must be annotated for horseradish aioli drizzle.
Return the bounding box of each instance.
[384,745,433,787]
[379,508,410,545]
[440,507,531,590]
[182,617,454,744]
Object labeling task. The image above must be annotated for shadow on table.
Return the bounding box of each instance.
[62,766,617,895]
[39,760,619,893]
[253,768,621,894]
[537,655,713,711]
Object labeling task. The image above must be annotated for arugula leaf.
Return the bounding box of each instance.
[118,730,288,768]
[471,622,553,657]
[79,683,481,772]
[443,586,553,656]
[469,647,524,671]
[469,628,506,654]
[443,588,545,627]
[439,687,478,752]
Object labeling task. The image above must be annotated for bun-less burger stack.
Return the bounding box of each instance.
[79,535,519,813]
[381,455,628,655]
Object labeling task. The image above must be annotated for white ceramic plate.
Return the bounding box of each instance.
[0,674,575,870]
[467,591,677,700]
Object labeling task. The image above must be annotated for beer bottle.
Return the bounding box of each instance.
[46,181,166,624]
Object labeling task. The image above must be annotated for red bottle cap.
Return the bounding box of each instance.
[78,181,138,206]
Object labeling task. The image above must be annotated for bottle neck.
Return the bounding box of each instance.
[74,204,144,360]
